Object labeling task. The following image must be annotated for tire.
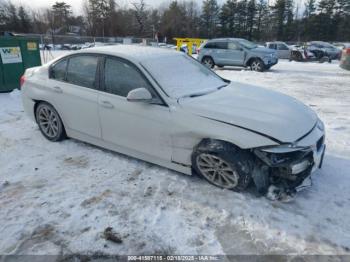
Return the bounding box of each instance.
[35,102,66,142]
[291,51,303,61]
[192,140,253,192]
[250,58,265,72]
[319,56,330,63]
[202,57,215,69]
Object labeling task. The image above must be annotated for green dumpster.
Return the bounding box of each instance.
[0,37,41,92]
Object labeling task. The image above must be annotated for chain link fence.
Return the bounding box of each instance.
[18,34,167,63]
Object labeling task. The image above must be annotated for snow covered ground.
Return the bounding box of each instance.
[1,53,350,257]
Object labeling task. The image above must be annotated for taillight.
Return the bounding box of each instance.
[20,75,26,87]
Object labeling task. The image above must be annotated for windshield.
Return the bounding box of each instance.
[237,39,257,49]
[141,54,227,99]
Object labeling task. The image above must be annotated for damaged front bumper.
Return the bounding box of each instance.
[252,120,326,193]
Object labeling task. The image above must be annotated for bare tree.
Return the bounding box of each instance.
[132,0,148,35]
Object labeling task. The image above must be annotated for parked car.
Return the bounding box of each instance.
[307,41,342,60]
[266,41,291,59]
[290,44,331,63]
[333,42,350,50]
[340,47,350,71]
[198,38,278,72]
[21,45,325,197]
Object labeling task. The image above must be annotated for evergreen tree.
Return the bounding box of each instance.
[220,0,237,37]
[160,1,187,39]
[271,0,286,39]
[7,3,20,32]
[246,0,256,39]
[18,6,31,33]
[255,0,270,40]
[201,0,220,38]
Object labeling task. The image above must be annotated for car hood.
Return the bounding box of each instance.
[251,46,275,55]
[179,82,317,143]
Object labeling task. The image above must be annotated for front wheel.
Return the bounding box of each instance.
[192,140,252,192]
[250,59,265,72]
[202,57,215,69]
[35,102,66,142]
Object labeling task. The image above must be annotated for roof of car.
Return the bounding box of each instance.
[76,44,179,62]
[266,41,286,44]
[209,38,245,41]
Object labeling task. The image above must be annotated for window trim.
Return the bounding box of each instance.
[49,53,102,91]
[49,58,68,81]
[204,41,228,50]
[101,55,167,106]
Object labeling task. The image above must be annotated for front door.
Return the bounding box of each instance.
[226,42,245,65]
[277,43,291,59]
[98,56,173,161]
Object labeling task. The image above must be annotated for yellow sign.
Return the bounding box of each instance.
[173,38,207,55]
[27,42,37,51]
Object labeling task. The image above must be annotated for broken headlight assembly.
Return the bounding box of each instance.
[254,144,310,166]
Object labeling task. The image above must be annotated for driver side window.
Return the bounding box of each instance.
[228,42,240,50]
[277,44,289,50]
[104,57,153,98]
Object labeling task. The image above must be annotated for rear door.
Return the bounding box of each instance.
[211,41,245,66]
[211,41,228,65]
[49,54,101,138]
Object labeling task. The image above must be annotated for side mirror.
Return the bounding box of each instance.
[127,88,153,103]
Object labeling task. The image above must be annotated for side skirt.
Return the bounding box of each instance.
[66,128,192,176]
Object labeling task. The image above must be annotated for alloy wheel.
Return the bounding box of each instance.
[37,105,60,138]
[251,60,262,71]
[203,58,214,68]
[196,153,239,189]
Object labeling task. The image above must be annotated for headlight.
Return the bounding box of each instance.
[254,147,310,167]
[317,119,325,132]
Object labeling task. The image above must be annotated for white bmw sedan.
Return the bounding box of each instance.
[21,45,326,195]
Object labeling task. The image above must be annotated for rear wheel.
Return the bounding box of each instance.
[192,140,253,192]
[35,102,66,142]
[250,59,265,72]
[202,57,215,69]
[291,51,303,61]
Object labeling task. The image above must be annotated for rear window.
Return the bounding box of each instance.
[204,42,216,49]
[51,59,67,81]
[66,55,99,89]
[204,42,227,49]
[277,44,289,50]
[268,44,277,49]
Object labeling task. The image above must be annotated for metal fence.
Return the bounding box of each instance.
[20,33,158,48]
[17,34,164,63]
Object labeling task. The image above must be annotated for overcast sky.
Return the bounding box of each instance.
[10,0,226,14]
[11,0,304,15]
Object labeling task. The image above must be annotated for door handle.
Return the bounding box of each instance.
[53,86,63,93]
[100,100,114,109]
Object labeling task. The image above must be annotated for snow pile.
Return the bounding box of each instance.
[0,60,350,255]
